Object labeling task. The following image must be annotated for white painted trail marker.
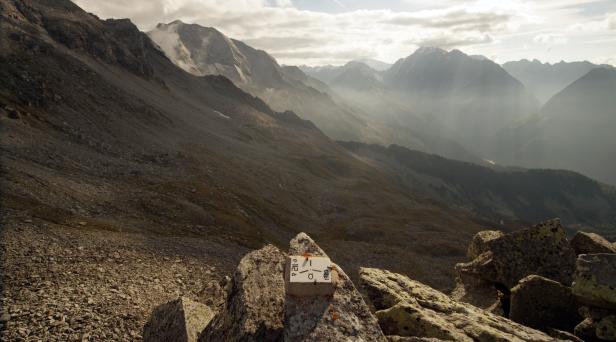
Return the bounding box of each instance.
[285,255,337,296]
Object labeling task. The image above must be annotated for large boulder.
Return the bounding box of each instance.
[456,219,576,289]
[199,244,286,341]
[359,267,555,341]
[509,275,581,331]
[466,230,504,259]
[199,233,386,341]
[284,233,386,341]
[570,232,616,255]
[572,254,616,310]
[143,297,215,342]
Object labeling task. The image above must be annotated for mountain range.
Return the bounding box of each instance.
[4,1,616,341]
[3,0,616,293]
[305,47,541,158]
[148,21,485,164]
[302,50,616,186]
[502,59,610,104]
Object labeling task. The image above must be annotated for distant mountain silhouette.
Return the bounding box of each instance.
[353,58,391,71]
[383,47,540,155]
[330,61,384,91]
[491,67,616,185]
[503,59,609,104]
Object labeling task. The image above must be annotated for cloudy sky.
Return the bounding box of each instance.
[74,0,616,66]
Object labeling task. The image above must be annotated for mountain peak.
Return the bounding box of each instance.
[449,48,466,57]
[413,46,447,56]
[352,58,391,71]
[331,61,383,91]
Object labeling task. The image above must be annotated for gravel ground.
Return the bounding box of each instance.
[0,211,247,341]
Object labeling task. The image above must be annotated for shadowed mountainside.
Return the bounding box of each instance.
[490,67,616,186]
[502,59,608,104]
[340,142,616,239]
[147,22,485,164]
[0,0,494,292]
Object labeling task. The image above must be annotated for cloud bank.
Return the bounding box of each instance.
[74,0,616,66]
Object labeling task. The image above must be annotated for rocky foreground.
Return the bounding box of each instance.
[2,217,615,341]
[142,219,616,341]
[0,216,247,341]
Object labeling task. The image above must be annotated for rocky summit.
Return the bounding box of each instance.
[143,227,616,341]
[143,232,388,341]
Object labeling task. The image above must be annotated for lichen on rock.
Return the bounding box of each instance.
[456,218,576,289]
[572,253,616,310]
[359,267,555,341]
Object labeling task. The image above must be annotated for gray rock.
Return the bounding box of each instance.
[359,267,554,341]
[199,233,386,341]
[143,297,214,342]
[0,312,10,323]
[572,254,616,309]
[466,230,503,259]
[456,218,576,288]
[284,233,386,341]
[509,275,581,331]
[570,232,616,255]
[199,244,286,342]
[289,232,327,257]
[197,277,230,311]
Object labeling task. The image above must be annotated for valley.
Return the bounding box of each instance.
[1,0,615,340]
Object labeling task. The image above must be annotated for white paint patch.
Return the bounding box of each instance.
[214,110,231,119]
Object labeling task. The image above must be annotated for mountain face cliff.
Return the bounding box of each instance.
[502,59,606,104]
[147,20,375,142]
[148,22,487,164]
[491,67,616,186]
[148,21,286,88]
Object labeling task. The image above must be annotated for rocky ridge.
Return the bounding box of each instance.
[145,228,614,341]
[454,219,616,341]
[143,221,616,341]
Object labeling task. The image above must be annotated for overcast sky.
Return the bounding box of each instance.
[73,0,616,66]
